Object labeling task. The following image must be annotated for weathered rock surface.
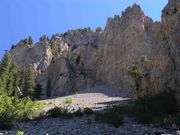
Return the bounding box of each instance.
[161,0,180,99]
[9,0,179,98]
[96,4,154,90]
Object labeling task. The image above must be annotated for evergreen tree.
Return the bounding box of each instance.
[50,40,61,55]
[0,52,12,94]
[28,36,33,45]
[22,66,36,97]
[96,27,103,33]
[34,83,43,99]
[6,63,16,95]
[46,79,51,98]
[10,63,20,96]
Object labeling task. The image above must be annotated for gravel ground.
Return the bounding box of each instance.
[0,86,179,135]
[42,86,133,112]
[1,116,179,135]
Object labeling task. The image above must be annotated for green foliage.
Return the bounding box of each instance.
[65,97,73,104]
[34,84,43,99]
[46,79,52,98]
[11,44,16,50]
[21,39,28,45]
[0,94,41,130]
[73,108,83,117]
[95,92,179,127]
[47,107,65,118]
[0,52,12,94]
[140,55,150,63]
[63,28,92,37]
[16,131,24,135]
[82,27,91,32]
[50,40,62,55]
[0,52,37,98]
[28,36,33,45]
[20,36,33,46]
[95,106,124,128]
[83,107,94,115]
[22,66,36,97]
[47,106,93,119]
[96,27,103,33]
[40,35,49,44]
[126,55,150,92]
[133,91,178,124]
[6,63,19,96]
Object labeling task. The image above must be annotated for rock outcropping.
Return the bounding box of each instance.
[9,0,179,98]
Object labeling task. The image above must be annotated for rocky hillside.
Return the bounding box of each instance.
[9,0,179,98]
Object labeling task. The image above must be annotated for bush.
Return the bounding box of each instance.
[16,131,24,135]
[0,94,42,130]
[133,91,178,124]
[46,107,64,118]
[83,107,94,115]
[47,106,94,119]
[96,27,103,33]
[65,97,73,104]
[95,91,179,127]
[95,106,124,128]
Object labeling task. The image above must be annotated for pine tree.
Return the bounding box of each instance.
[46,79,51,98]
[22,66,36,97]
[34,83,43,99]
[0,52,12,94]
[6,64,15,95]
[28,36,33,45]
[8,63,20,96]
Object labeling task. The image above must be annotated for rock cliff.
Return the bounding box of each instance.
[9,0,179,98]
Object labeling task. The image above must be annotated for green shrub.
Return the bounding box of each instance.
[83,107,94,115]
[95,91,178,127]
[0,94,42,130]
[96,27,103,33]
[133,91,178,124]
[73,108,83,117]
[16,131,24,135]
[47,107,64,118]
[65,97,73,104]
[95,106,124,128]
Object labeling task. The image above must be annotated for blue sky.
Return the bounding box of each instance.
[0,0,168,59]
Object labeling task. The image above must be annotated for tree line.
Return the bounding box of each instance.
[0,52,43,99]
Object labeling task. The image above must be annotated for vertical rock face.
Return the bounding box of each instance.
[161,0,180,98]
[96,4,154,90]
[8,1,179,98]
[11,42,53,90]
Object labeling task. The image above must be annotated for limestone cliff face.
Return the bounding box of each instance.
[96,4,155,90]
[161,0,180,98]
[9,0,179,98]
[11,42,53,91]
[10,29,99,96]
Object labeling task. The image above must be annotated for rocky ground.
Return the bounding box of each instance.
[42,86,133,112]
[0,86,180,135]
[1,116,180,135]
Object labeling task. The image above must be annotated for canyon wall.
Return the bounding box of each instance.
[9,0,179,98]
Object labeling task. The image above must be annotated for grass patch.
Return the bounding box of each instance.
[65,97,73,104]
[16,131,24,135]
